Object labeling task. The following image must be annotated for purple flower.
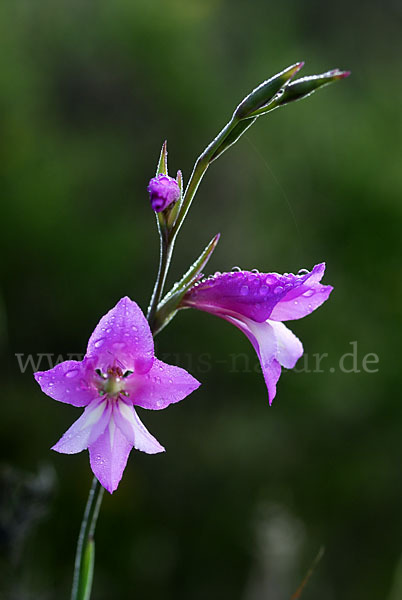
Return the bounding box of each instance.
[147,174,181,212]
[182,263,332,405]
[34,297,200,493]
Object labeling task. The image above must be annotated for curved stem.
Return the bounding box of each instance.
[71,476,104,600]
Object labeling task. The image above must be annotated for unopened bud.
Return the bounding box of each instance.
[148,174,181,213]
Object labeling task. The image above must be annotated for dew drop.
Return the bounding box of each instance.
[106,328,112,334]
[240,285,249,296]
[214,271,221,277]
[298,268,309,276]
[302,289,315,297]
[231,266,241,272]
[94,339,104,349]
[251,268,259,274]
[259,285,269,295]
[65,369,79,379]
[273,286,284,295]
[112,342,125,350]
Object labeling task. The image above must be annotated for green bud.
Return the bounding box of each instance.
[234,62,304,120]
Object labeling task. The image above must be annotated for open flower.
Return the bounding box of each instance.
[34,297,200,493]
[181,263,332,404]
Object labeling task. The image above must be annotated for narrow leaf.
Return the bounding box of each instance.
[156,140,168,176]
[153,233,220,335]
[234,62,304,120]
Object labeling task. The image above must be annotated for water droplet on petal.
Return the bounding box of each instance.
[259,285,269,295]
[65,369,79,379]
[302,289,315,297]
[231,266,241,272]
[251,268,259,274]
[94,338,105,349]
[106,328,112,334]
[298,268,309,276]
[240,285,249,296]
[273,286,284,295]
[112,342,125,350]
[214,271,221,277]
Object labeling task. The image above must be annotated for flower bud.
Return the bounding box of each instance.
[148,174,181,213]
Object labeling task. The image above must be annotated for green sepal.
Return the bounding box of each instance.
[210,118,256,162]
[77,538,95,600]
[166,170,184,228]
[153,233,220,335]
[234,62,304,120]
[278,69,351,106]
[156,140,168,176]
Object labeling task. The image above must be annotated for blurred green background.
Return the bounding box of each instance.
[1,0,402,598]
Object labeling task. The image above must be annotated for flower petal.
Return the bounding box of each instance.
[125,359,201,410]
[88,418,133,493]
[52,399,111,454]
[86,297,154,373]
[113,401,165,454]
[35,359,97,407]
[269,263,333,321]
[182,263,331,323]
[226,316,281,404]
[268,320,303,368]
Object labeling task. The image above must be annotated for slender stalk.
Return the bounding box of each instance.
[172,115,238,237]
[71,476,104,600]
[147,220,174,332]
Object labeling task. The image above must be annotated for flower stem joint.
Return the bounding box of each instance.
[148,174,181,213]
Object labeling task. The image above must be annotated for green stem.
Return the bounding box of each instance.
[71,476,104,600]
[147,220,174,332]
[172,115,238,237]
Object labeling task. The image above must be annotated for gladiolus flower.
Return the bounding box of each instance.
[181,263,332,404]
[148,174,181,212]
[34,297,200,493]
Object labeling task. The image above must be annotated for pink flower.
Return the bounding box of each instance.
[182,263,332,404]
[35,297,200,493]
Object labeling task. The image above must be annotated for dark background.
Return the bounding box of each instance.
[1,0,402,598]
